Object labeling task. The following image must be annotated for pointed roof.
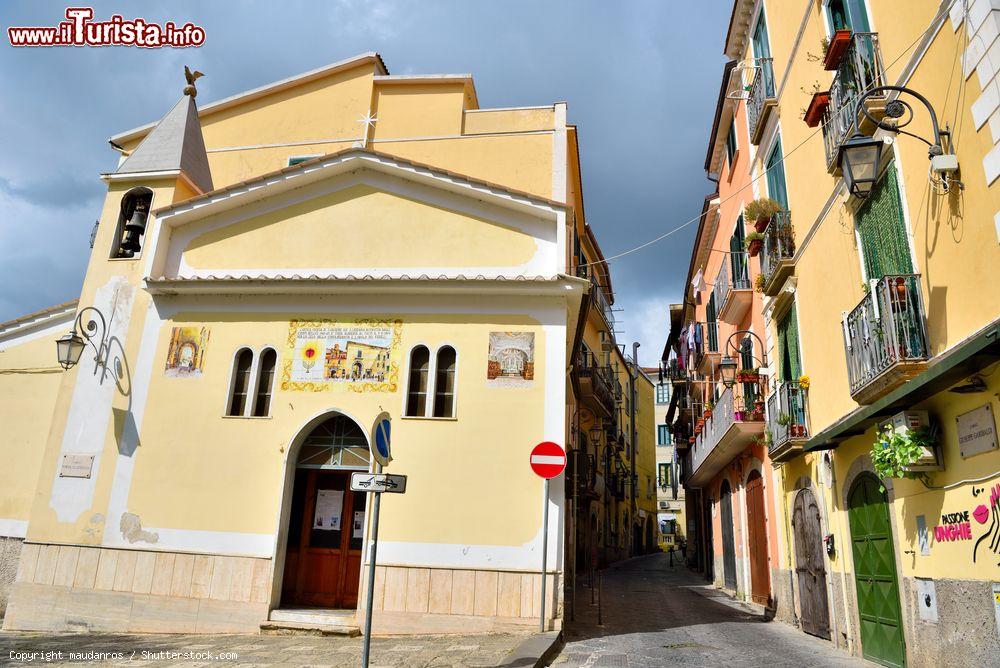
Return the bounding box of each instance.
[115,95,213,193]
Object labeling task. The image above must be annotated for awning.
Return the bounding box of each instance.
[805,319,1000,452]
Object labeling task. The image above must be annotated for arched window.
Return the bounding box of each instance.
[433,346,457,418]
[227,348,253,416]
[112,187,153,259]
[405,346,430,417]
[252,348,277,417]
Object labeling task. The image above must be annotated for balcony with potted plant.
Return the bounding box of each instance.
[686,380,766,488]
[842,274,930,404]
[820,32,887,172]
[766,375,811,462]
[759,209,796,296]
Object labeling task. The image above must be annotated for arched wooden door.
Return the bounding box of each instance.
[282,415,370,609]
[719,479,737,591]
[745,471,770,605]
[848,473,906,667]
[793,488,830,639]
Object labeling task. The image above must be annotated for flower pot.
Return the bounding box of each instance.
[824,30,852,70]
[747,239,763,257]
[734,410,745,421]
[754,214,773,233]
[751,411,764,422]
[803,91,831,128]
[704,409,712,418]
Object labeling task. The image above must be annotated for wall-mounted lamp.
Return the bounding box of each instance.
[56,307,113,380]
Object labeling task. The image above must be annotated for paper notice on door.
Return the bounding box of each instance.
[313,489,344,530]
[353,511,365,538]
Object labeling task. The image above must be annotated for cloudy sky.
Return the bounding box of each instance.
[0,1,730,365]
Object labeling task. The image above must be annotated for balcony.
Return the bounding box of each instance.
[695,321,720,375]
[767,381,811,462]
[577,350,616,416]
[760,211,796,296]
[748,58,777,145]
[578,266,617,331]
[821,33,886,173]
[717,252,753,324]
[687,384,765,487]
[843,274,930,405]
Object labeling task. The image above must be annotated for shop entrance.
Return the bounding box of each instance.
[281,414,370,609]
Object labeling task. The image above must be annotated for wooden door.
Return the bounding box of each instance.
[720,480,737,591]
[848,474,906,667]
[745,471,770,605]
[282,469,366,608]
[793,489,831,639]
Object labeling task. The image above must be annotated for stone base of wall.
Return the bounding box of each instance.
[769,567,796,626]
[363,565,561,635]
[3,543,271,634]
[0,536,23,618]
[900,576,1000,667]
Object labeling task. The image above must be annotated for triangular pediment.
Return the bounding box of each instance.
[152,154,563,281]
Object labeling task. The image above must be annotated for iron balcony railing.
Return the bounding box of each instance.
[748,57,775,141]
[578,349,616,410]
[842,274,929,396]
[693,321,719,364]
[767,381,810,449]
[716,252,751,313]
[577,266,616,331]
[690,382,765,480]
[660,356,685,382]
[761,210,795,285]
[821,33,886,169]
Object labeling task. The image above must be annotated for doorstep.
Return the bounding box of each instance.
[260,608,360,636]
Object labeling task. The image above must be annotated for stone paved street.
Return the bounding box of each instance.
[554,553,869,667]
[0,630,525,667]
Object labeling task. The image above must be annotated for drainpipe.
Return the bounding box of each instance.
[630,342,639,555]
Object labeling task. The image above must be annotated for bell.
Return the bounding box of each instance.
[119,201,149,256]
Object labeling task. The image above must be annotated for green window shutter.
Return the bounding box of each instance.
[777,303,802,381]
[855,164,913,280]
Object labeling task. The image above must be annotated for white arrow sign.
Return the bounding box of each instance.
[351,472,407,494]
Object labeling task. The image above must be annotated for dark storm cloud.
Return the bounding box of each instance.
[0,0,730,361]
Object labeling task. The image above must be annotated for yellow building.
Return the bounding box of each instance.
[0,53,622,636]
[718,1,1000,665]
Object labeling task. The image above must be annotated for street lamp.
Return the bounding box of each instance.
[56,306,111,379]
[718,355,738,389]
[842,84,959,198]
[840,132,884,199]
[55,332,86,370]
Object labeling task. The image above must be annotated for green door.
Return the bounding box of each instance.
[848,473,906,667]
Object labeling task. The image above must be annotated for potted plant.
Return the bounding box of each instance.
[734,408,746,421]
[798,374,810,390]
[823,29,852,70]
[792,423,806,438]
[745,231,765,257]
[870,423,939,490]
[737,368,760,383]
[745,197,782,232]
[777,412,792,428]
[755,273,766,293]
[804,89,831,127]
[704,399,714,418]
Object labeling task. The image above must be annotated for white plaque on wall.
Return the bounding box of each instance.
[957,403,998,459]
[59,454,95,479]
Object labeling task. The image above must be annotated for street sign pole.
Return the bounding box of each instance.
[539,476,549,632]
[360,462,382,668]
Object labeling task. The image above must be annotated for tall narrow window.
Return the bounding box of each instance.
[657,424,671,445]
[725,122,738,165]
[228,348,253,416]
[405,346,430,417]
[433,346,457,418]
[252,349,277,417]
[112,188,153,259]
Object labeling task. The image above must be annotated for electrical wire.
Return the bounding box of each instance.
[580,0,963,269]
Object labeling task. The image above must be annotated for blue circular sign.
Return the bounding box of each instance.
[375,419,391,460]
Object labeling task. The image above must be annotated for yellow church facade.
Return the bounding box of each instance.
[0,53,598,635]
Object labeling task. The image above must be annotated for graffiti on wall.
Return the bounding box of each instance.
[164,326,209,377]
[280,319,402,392]
[973,482,1000,564]
[486,331,535,387]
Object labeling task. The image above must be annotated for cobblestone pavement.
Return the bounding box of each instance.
[0,630,526,667]
[554,553,869,667]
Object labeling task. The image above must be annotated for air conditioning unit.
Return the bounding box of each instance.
[880,410,943,472]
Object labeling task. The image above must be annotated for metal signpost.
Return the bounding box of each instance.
[529,441,566,632]
[360,412,401,668]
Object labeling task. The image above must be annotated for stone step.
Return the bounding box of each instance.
[261,608,360,636]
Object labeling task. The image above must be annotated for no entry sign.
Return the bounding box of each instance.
[530,441,566,479]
